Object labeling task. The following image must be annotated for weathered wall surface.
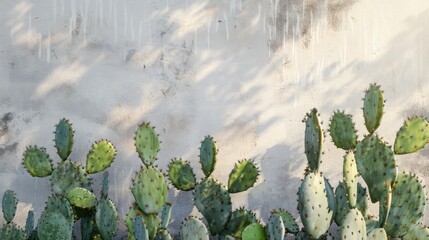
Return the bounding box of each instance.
[1,0,429,238]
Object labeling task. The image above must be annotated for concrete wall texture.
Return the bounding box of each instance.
[1,0,429,238]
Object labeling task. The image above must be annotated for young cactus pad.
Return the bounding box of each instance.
[135,123,160,166]
[266,213,285,240]
[180,216,209,240]
[334,182,368,226]
[50,160,89,196]
[241,223,266,240]
[96,198,119,239]
[227,159,259,193]
[131,165,168,214]
[66,187,97,209]
[355,134,398,203]
[22,146,53,177]
[194,178,232,235]
[343,151,358,208]
[223,208,258,238]
[394,117,429,154]
[298,172,333,239]
[363,83,384,134]
[304,108,323,172]
[271,209,299,234]
[86,140,116,174]
[339,208,366,240]
[2,190,18,223]
[167,159,197,191]
[199,136,217,178]
[329,111,358,150]
[385,173,426,238]
[54,118,74,160]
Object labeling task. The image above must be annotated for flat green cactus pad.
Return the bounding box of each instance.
[0,223,26,240]
[403,225,429,240]
[298,172,333,239]
[22,146,53,177]
[51,160,89,196]
[363,83,384,134]
[134,215,149,240]
[101,171,109,199]
[131,165,168,214]
[304,108,323,172]
[168,158,196,191]
[329,111,358,150]
[25,210,34,237]
[228,159,259,193]
[45,195,74,225]
[271,209,299,234]
[54,118,74,160]
[195,178,232,235]
[37,211,72,240]
[223,208,258,238]
[199,136,217,178]
[2,190,18,223]
[385,173,426,238]
[96,198,119,240]
[334,182,368,226]
[394,117,429,154]
[343,151,358,208]
[266,213,285,240]
[241,223,266,240]
[125,203,160,240]
[180,216,209,240]
[368,228,388,240]
[66,187,97,209]
[340,208,366,240]
[355,134,398,203]
[135,123,160,166]
[86,140,116,174]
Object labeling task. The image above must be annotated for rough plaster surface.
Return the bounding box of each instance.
[1,0,429,238]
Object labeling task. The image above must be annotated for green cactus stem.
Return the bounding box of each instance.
[329,111,358,150]
[22,146,53,177]
[271,209,299,234]
[304,108,323,172]
[134,215,149,240]
[378,180,392,228]
[363,83,384,134]
[343,151,358,208]
[86,140,116,174]
[54,118,74,160]
[160,202,172,229]
[2,190,17,223]
[24,210,34,238]
[126,204,160,240]
[66,187,97,209]
[101,171,109,199]
[266,213,285,240]
[135,123,160,166]
[180,216,209,240]
[339,208,366,240]
[228,159,259,193]
[394,117,429,154]
[167,159,197,191]
[241,223,266,240]
[96,198,119,239]
[199,136,217,178]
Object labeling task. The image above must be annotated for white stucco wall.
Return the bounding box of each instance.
[1,0,429,238]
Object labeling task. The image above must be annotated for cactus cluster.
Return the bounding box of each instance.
[167,135,260,238]
[0,190,29,240]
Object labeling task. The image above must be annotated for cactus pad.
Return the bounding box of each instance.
[131,165,168,214]
[101,171,109,199]
[160,202,172,229]
[154,229,172,240]
[241,223,266,240]
[378,181,392,228]
[167,159,196,191]
[0,223,26,240]
[96,198,119,239]
[329,111,358,150]
[363,83,384,134]
[50,160,88,196]
[54,118,74,160]
[135,123,160,166]
[266,213,285,240]
[334,182,368,226]
[298,172,333,239]
[125,204,160,240]
[37,211,72,240]
[304,108,323,172]
[394,117,429,154]
[403,225,429,240]
[45,195,74,224]
[86,140,116,174]
[66,187,97,208]
[385,173,426,238]
[271,209,299,234]
[355,134,397,203]
[223,208,258,238]
[25,210,34,238]
[180,216,209,240]
[228,159,259,193]
[195,178,232,235]
[340,208,366,240]
[2,190,17,223]
[368,228,388,240]
[343,151,358,208]
[134,215,149,240]
[22,146,53,177]
[200,136,217,178]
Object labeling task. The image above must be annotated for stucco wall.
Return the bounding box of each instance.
[1,0,429,238]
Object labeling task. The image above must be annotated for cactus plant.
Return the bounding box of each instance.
[241,223,266,240]
[95,172,119,240]
[86,140,116,174]
[339,208,366,240]
[363,83,384,134]
[167,159,196,191]
[368,228,388,240]
[343,151,358,208]
[54,118,74,160]
[266,213,285,240]
[0,191,26,240]
[222,208,258,238]
[154,203,173,240]
[403,225,429,240]
[329,111,358,150]
[334,182,368,226]
[304,108,323,172]
[22,146,53,177]
[180,216,209,240]
[271,209,299,234]
[394,117,429,154]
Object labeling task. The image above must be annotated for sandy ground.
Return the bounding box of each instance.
[1,0,429,238]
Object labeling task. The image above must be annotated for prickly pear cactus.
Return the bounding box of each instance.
[132,165,168,214]
[86,140,116,174]
[271,209,299,234]
[228,159,259,193]
[50,159,89,196]
[222,208,258,238]
[37,211,73,240]
[2,190,17,223]
[134,215,149,240]
[241,223,266,240]
[355,134,397,203]
[200,136,217,177]
[194,178,232,235]
[95,198,118,239]
[339,208,366,240]
[363,83,384,134]
[167,158,196,191]
[378,180,392,228]
[25,210,34,238]
[154,203,173,240]
[368,228,387,240]
[298,172,333,239]
[180,216,209,240]
[329,111,358,150]
[266,213,285,240]
[0,223,25,240]
[126,204,160,240]
[66,187,97,209]
[304,108,323,172]
[403,225,429,240]
[22,146,53,177]
[394,117,429,154]
[343,151,358,208]
[135,122,160,166]
[385,173,426,238]
[54,118,74,160]
[334,182,368,226]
